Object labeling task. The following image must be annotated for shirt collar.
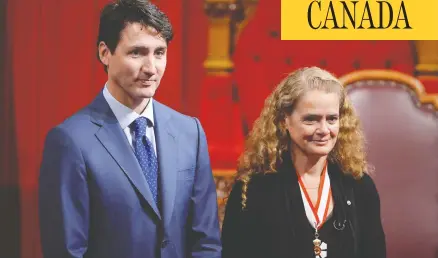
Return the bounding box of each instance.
[103,84,155,130]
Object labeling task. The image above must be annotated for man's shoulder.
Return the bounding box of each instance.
[154,101,191,119]
[47,105,95,140]
[154,101,200,130]
[154,99,190,119]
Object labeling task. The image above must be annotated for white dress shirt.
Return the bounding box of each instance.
[103,85,157,154]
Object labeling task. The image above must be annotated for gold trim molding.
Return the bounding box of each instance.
[340,69,438,109]
[213,169,236,177]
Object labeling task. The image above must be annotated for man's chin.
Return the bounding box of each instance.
[137,88,157,99]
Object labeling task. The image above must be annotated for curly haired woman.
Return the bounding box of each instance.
[221,67,386,258]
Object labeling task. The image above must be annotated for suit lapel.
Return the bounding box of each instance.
[154,101,177,227]
[90,93,161,219]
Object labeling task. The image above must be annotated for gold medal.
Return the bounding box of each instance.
[313,238,322,255]
[313,228,322,256]
[312,225,327,257]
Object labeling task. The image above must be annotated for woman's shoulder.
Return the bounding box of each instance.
[349,172,382,207]
[232,172,281,193]
[228,172,282,207]
[353,173,378,193]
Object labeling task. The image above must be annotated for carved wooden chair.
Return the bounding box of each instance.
[340,70,438,258]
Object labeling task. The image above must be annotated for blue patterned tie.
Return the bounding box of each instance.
[130,117,159,205]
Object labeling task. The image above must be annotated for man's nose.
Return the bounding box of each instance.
[141,56,157,75]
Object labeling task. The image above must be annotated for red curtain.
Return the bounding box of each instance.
[8,1,107,257]
[1,0,20,256]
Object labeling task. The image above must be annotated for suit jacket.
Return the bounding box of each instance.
[221,154,386,258]
[39,92,222,258]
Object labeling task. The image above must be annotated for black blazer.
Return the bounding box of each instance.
[221,156,386,258]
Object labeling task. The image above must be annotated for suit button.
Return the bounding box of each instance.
[161,240,168,248]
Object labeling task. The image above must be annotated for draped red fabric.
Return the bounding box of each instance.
[181,0,209,117]
[199,75,244,169]
[1,0,20,257]
[8,1,105,256]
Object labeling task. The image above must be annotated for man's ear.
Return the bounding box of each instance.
[98,41,111,66]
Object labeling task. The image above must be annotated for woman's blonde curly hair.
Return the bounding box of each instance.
[235,67,368,209]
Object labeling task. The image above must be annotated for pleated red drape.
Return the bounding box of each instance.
[1,0,20,256]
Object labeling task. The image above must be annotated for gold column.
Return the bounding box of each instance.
[204,0,243,75]
[203,0,259,75]
[414,40,438,75]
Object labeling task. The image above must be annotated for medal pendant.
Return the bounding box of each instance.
[313,238,322,255]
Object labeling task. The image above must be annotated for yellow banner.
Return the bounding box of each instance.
[281,0,438,40]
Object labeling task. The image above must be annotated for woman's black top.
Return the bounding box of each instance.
[221,156,386,258]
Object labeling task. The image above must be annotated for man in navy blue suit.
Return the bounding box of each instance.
[38,1,222,257]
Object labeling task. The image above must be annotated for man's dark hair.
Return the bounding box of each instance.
[96,0,173,71]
